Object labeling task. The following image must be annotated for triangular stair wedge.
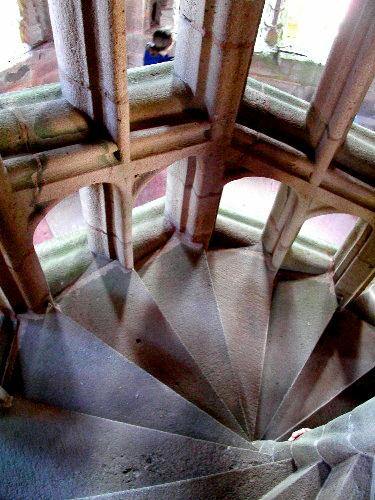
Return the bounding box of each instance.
[139,240,247,434]
[77,460,296,500]
[259,461,330,499]
[263,309,375,440]
[206,247,275,438]
[256,272,338,438]
[285,366,375,432]
[14,311,252,448]
[316,455,373,500]
[0,398,269,500]
[57,260,244,436]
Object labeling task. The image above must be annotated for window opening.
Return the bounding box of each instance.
[33,193,91,297]
[213,177,281,248]
[248,0,352,102]
[0,0,58,94]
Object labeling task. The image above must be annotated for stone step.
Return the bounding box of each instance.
[289,367,375,431]
[316,455,373,500]
[263,310,375,440]
[57,261,244,436]
[15,311,251,448]
[139,241,246,433]
[257,273,337,438]
[259,461,330,500]
[291,398,375,469]
[207,248,275,438]
[0,398,271,500]
[77,460,295,499]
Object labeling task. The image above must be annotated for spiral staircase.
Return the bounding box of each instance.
[1,236,374,499]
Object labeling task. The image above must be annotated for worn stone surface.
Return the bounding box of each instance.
[140,241,246,433]
[17,311,250,448]
[207,248,275,438]
[258,273,337,437]
[264,310,375,440]
[260,461,330,500]
[0,398,268,499]
[58,261,243,435]
[316,455,373,500]
[82,460,295,500]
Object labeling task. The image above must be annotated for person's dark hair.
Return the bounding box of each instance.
[147,28,173,55]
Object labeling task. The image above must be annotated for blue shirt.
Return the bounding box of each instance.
[143,50,174,66]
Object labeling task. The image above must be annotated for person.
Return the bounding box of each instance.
[288,427,311,441]
[144,28,174,66]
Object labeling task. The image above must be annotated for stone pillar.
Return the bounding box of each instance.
[18,0,53,47]
[335,228,375,308]
[79,182,133,269]
[262,184,299,254]
[167,0,265,247]
[334,219,371,281]
[48,0,133,267]
[185,152,225,245]
[0,159,50,312]
[165,158,196,234]
[126,0,146,67]
[263,0,375,272]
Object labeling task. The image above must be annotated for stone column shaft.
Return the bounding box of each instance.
[167,0,265,247]
[48,0,133,266]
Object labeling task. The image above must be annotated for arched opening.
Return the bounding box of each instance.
[33,190,99,297]
[287,212,360,275]
[211,176,281,249]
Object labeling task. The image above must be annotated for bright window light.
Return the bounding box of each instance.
[0,0,29,73]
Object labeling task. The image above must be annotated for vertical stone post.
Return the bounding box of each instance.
[165,158,196,234]
[48,0,133,267]
[334,219,371,282]
[18,0,53,47]
[262,184,299,254]
[167,0,265,247]
[263,0,375,272]
[335,229,375,308]
[0,159,50,312]
[126,0,146,68]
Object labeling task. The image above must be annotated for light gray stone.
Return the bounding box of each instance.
[259,461,330,500]
[257,273,337,437]
[0,398,270,500]
[316,455,373,500]
[79,459,295,500]
[265,310,375,440]
[58,261,244,435]
[140,242,246,433]
[17,311,251,448]
[207,248,275,438]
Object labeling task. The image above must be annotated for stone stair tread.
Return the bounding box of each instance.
[257,273,337,437]
[76,459,295,500]
[207,248,275,438]
[316,454,373,500]
[16,311,251,448]
[290,367,375,431]
[0,398,271,500]
[291,398,375,470]
[57,261,244,436]
[259,461,330,500]
[263,310,375,440]
[139,241,246,433]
